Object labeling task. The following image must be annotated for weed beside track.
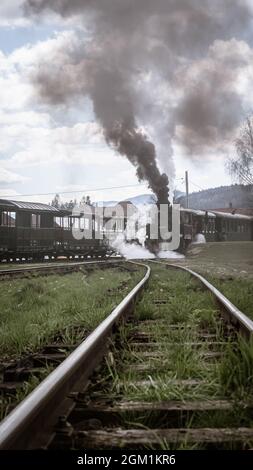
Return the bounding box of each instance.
[74,263,253,449]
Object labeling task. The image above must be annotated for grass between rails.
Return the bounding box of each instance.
[94,263,253,448]
[0,265,144,420]
[109,267,223,401]
[0,265,144,358]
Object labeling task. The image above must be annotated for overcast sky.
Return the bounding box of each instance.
[0,1,253,204]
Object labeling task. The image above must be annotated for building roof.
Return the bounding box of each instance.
[212,208,253,217]
[181,207,253,220]
[212,210,253,220]
[181,208,216,218]
[0,199,60,213]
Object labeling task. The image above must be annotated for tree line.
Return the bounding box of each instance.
[50,194,91,209]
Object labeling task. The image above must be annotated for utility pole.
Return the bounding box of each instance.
[185,170,189,208]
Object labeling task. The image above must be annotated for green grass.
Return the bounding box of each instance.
[103,266,223,401]
[219,337,253,399]
[0,266,144,358]
[202,276,253,320]
[87,263,253,449]
[0,364,55,421]
[175,241,253,319]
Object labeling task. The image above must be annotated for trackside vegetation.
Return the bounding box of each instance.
[0,265,144,358]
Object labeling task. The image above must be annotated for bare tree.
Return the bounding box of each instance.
[227,117,253,185]
[51,193,61,208]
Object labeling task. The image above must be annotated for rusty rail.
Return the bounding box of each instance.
[0,261,150,449]
[159,262,253,339]
[0,259,124,277]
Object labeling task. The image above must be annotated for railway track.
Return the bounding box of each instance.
[0,261,253,450]
[0,258,124,279]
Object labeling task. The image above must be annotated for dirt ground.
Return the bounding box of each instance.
[172,241,253,280]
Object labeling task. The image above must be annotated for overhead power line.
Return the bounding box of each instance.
[189,180,205,191]
[1,176,206,200]
[0,183,147,199]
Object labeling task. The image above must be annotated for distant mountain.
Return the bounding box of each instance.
[173,189,185,201]
[94,200,118,207]
[94,193,156,207]
[126,194,156,205]
[175,184,253,210]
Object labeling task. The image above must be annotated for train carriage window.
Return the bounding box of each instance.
[184,213,190,224]
[78,217,91,230]
[54,216,63,227]
[31,214,41,228]
[72,218,79,229]
[1,211,16,227]
[63,217,71,230]
[212,219,215,233]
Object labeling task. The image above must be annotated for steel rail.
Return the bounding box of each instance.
[158,261,253,339]
[0,258,124,276]
[0,261,150,450]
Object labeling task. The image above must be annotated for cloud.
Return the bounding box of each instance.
[0,120,105,167]
[0,1,30,27]
[0,30,82,112]
[23,0,253,173]
[173,39,253,155]
[0,30,108,169]
[1,1,253,201]
[0,120,106,173]
[0,167,28,184]
[0,0,84,28]
[0,110,51,127]
[0,26,165,200]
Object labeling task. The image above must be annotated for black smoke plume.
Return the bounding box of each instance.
[24,0,253,190]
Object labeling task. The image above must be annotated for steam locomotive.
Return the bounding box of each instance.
[0,198,252,261]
